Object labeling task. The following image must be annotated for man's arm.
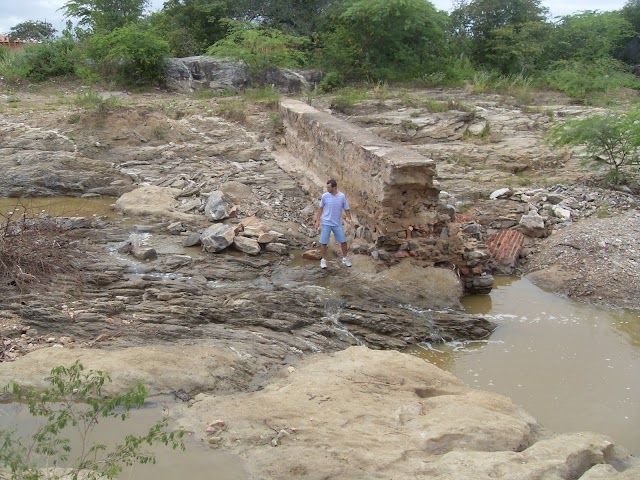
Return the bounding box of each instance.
[315,207,323,229]
[344,209,354,226]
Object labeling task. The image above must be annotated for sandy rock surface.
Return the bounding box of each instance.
[1,345,637,479]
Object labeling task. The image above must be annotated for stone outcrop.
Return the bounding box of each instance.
[278,98,494,293]
[1,346,637,480]
[164,57,321,94]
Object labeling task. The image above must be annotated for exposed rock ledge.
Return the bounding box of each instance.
[0,346,637,479]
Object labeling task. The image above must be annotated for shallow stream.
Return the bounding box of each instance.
[1,197,638,463]
[408,276,640,455]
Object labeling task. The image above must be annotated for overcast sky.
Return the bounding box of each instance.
[0,0,629,37]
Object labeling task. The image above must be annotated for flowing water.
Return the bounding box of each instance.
[406,276,640,455]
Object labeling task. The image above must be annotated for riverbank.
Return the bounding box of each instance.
[1,80,639,478]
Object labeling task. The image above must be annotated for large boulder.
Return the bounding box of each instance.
[164,56,322,94]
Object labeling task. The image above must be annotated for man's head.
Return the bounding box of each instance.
[326,179,337,193]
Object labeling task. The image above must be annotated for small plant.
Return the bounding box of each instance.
[242,86,280,108]
[0,361,185,480]
[317,72,343,93]
[268,111,284,134]
[330,87,367,114]
[153,124,171,140]
[596,203,611,218]
[401,119,419,131]
[216,99,247,122]
[549,107,640,185]
[74,90,121,126]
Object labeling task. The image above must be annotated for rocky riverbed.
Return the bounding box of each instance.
[0,80,639,478]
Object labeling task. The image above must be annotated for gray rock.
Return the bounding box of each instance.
[265,242,289,254]
[233,236,261,255]
[201,223,235,252]
[204,191,227,221]
[519,213,547,238]
[183,232,201,247]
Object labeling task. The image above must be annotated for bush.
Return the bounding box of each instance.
[0,36,78,82]
[85,24,170,85]
[548,107,640,184]
[540,58,640,102]
[1,361,185,479]
[207,23,308,82]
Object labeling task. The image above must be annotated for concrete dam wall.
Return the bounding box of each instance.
[278,98,494,294]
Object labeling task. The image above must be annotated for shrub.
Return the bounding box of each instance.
[85,24,170,85]
[548,107,640,184]
[0,36,78,82]
[540,58,640,102]
[0,361,184,479]
[330,87,367,114]
[206,23,308,82]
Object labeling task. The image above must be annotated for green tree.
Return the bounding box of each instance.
[8,20,57,41]
[0,361,184,479]
[450,0,549,66]
[85,23,170,84]
[231,0,336,37]
[548,11,634,62]
[622,0,640,33]
[150,0,232,56]
[549,108,640,184]
[317,0,447,81]
[485,20,552,73]
[206,22,308,80]
[61,0,150,33]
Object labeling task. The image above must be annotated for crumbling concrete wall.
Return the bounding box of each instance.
[278,98,494,294]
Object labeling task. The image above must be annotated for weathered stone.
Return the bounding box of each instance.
[265,242,288,254]
[302,249,322,260]
[519,213,548,238]
[204,191,227,221]
[257,232,277,244]
[167,221,185,234]
[233,236,261,255]
[200,223,235,252]
[183,232,201,247]
[131,247,157,261]
[490,187,511,200]
[552,205,572,221]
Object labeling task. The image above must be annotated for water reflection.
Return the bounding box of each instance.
[0,399,247,480]
[409,276,640,455]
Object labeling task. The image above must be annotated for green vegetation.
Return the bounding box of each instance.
[1,0,639,191]
[549,108,640,184]
[206,24,308,81]
[0,361,184,480]
[0,0,638,102]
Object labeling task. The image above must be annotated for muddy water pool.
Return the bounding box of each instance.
[0,197,120,219]
[407,276,640,454]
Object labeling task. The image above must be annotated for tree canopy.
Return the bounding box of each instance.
[8,21,57,41]
[61,0,150,32]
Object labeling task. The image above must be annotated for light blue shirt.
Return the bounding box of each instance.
[319,192,350,227]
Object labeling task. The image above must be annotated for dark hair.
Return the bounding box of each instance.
[326,179,337,187]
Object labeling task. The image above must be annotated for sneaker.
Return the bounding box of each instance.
[341,257,352,267]
[320,258,327,269]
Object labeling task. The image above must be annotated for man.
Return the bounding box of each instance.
[315,179,354,269]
